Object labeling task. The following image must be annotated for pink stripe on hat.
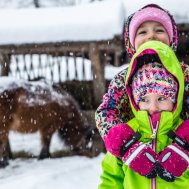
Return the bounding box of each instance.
[129,7,173,48]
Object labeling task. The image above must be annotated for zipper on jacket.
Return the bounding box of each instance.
[149,116,159,189]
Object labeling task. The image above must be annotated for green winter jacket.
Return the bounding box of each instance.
[98,41,189,189]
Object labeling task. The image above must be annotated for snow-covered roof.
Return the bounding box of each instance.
[0,0,189,45]
[0,0,125,45]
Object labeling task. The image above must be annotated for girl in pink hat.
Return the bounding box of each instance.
[96,3,189,146]
[96,3,189,187]
[124,4,178,58]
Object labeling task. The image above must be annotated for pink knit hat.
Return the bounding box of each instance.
[129,6,173,48]
[124,4,178,58]
[132,63,178,105]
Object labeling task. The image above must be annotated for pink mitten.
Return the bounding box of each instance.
[123,141,158,177]
[104,123,135,158]
[156,143,189,182]
[104,123,157,177]
[156,126,189,182]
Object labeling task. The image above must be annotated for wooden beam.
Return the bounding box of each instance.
[0,54,10,76]
[0,39,122,54]
[89,43,105,107]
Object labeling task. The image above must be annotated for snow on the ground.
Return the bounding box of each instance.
[0,131,105,189]
[0,153,104,189]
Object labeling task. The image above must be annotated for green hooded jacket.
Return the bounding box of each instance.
[98,41,189,189]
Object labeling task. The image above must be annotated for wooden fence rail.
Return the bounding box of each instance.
[0,36,124,107]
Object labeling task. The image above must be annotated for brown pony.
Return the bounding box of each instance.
[0,77,102,167]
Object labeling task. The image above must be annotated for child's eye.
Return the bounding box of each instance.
[158,96,166,101]
[140,97,148,102]
[138,30,146,35]
[156,28,165,33]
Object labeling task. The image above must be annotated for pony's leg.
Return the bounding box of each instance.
[39,129,54,159]
[0,132,10,168]
[6,140,13,159]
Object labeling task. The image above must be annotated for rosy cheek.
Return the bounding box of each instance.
[135,39,145,50]
[138,103,148,110]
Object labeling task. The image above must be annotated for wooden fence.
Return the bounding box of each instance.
[0,35,124,107]
[0,23,187,108]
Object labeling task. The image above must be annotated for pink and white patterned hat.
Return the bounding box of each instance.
[132,62,178,105]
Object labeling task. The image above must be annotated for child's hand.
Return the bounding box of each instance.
[156,142,189,182]
[104,123,158,177]
[104,123,135,158]
[122,141,158,177]
[155,121,189,182]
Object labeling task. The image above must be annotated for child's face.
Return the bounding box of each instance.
[134,21,170,50]
[138,93,174,116]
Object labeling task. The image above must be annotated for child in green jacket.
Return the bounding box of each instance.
[98,41,189,189]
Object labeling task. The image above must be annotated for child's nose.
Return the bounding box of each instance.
[149,103,160,115]
[147,31,156,40]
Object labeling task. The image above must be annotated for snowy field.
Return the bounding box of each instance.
[0,154,104,189]
[0,131,105,189]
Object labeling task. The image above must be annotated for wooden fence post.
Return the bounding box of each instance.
[89,43,105,107]
[0,54,10,76]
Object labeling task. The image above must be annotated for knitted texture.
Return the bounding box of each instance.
[124,4,178,58]
[129,6,173,48]
[132,63,178,105]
